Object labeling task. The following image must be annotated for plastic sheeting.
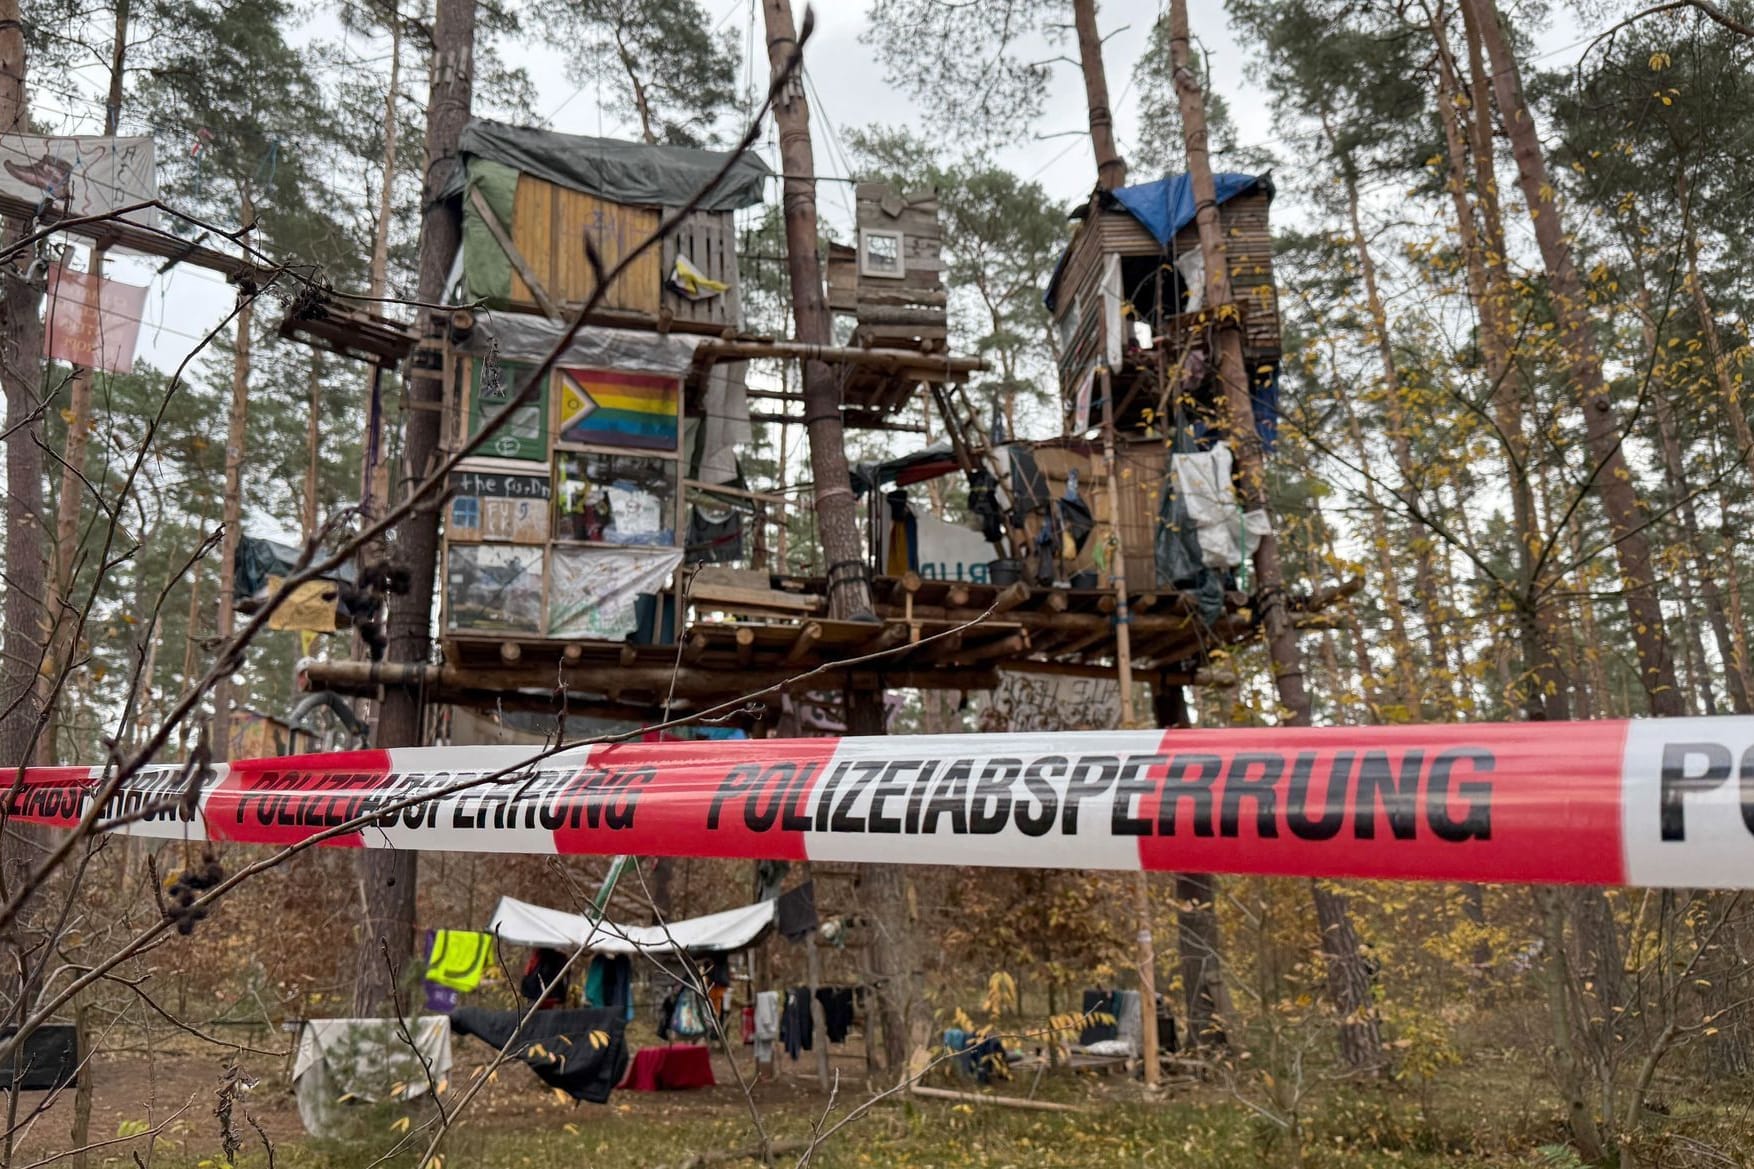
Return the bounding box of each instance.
[447,119,770,212]
[1170,444,1269,570]
[488,896,777,956]
[292,1017,451,1138]
[1110,172,1271,248]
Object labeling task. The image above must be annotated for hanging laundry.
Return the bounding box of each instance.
[1057,469,1094,556]
[686,504,744,564]
[668,254,728,301]
[776,881,818,940]
[670,989,709,1039]
[814,987,855,1044]
[780,987,814,1059]
[584,954,633,1019]
[753,991,780,1063]
[424,930,495,993]
[1171,443,1255,570]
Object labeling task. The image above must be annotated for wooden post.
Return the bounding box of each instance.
[303,357,321,540]
[1099,366,1157,1089]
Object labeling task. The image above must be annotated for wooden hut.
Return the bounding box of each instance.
[1045,173,1279,438]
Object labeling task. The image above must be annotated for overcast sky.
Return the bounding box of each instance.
[77,1,1258,373]
[49,0,1582,375]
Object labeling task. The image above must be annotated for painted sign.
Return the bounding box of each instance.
[0,136,157,227]
[44,265,147,374]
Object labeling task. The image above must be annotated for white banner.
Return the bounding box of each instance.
[0,136,157,227]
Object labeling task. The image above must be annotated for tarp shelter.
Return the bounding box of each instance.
[489,896,776,956]
[451,119,769,312]
[1043,172,1272,311]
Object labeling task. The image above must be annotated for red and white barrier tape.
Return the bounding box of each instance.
[8,718,1754,888]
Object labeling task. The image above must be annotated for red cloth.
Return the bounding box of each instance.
[619,1044,716,1092]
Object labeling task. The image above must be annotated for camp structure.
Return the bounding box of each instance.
[1043,172,1281,438]
[288,126,1348,730]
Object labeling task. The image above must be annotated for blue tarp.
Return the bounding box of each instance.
[1109,172,1268,247]
[1044,172,1272,310]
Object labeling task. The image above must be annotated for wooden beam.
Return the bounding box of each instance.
[683,631,710,664]
[468,187,563,320]
[957,633,1026,664]
[693,338,985,378]
[302,658,1002,699]
[1,192,281,283]
[783,621,823,666]
[499,641,522,663]
[736,625,756,667]
[992,581,1031,614]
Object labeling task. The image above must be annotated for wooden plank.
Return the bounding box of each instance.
[468,187,562,320]
[509,177,553,309]
[691,581,824,615]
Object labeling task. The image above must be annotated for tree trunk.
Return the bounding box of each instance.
[1330,130,1444,714]
[1535,887,1608,1163]
[1334,371,1418,715]
[1433,1,1561,719]
[762,0,873,621]
[210,191,254,766]
[44,0,128,767]
[1072,0,1126,190]
[1168,0,1381,1074]
[1465,0,1683,718]
[304,359,321,540]
[354,0,474,1017]
[1640,291,1747,713]
[1678,171,1754,494]
[0,0,48,773]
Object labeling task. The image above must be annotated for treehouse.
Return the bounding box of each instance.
[290,132,1349,734]
[1044,172,1280,440]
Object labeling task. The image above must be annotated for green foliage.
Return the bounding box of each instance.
[539,0,739,146]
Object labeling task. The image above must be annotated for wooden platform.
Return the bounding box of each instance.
[299,573,1357,720]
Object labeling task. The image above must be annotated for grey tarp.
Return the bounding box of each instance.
[445,119,771,212]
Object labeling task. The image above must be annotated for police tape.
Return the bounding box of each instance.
[8,718,1754,888]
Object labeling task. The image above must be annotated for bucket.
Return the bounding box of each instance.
[1069,570,1099,589]
[988,558,1023,586]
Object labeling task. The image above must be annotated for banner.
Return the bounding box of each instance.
[0,135,156,226]
[45,265,147,375]
[989,671,1120,732]
[10,717,1754,889]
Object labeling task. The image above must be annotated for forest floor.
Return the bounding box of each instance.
[8,1024,1750,1169]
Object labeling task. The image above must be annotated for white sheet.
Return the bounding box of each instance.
[488,895,776,956]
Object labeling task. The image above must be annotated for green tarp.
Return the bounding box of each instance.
[445,119,770,212]
[461,158,520,307]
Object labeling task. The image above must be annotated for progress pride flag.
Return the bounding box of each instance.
[9,718,1754,889]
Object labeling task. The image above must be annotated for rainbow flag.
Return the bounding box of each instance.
[555,367,679,452]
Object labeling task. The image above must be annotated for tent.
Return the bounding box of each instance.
[488,896,775,957]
